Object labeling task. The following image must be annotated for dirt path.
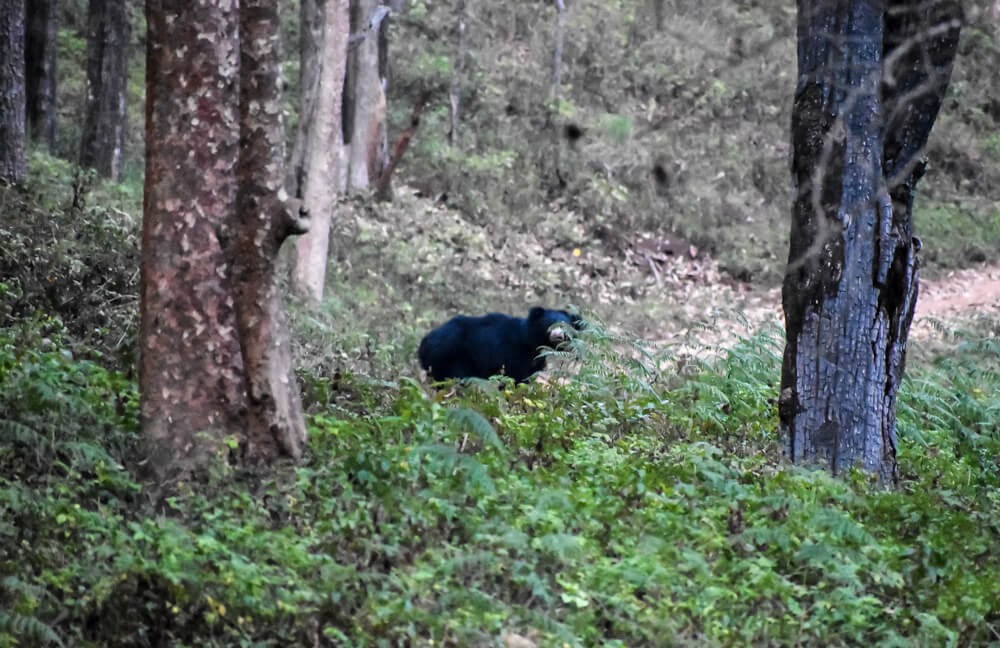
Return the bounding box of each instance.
[631,258,1000,351]
[913,262,1000,321]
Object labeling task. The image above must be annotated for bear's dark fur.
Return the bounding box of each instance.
[418,307,580,383]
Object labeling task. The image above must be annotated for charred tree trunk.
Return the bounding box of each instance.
[780,0,961,483]
[80,0,131,180]
[289,0,350,301]
[25,0,58,150]
[0,0,26,184]
[141,0,246,481]
[232,0,309,462]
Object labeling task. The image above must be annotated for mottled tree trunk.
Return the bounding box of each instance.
[25,0,58,150]
[780,0,961,483]
[344,0,388,190]
[233,0,309,462]
[141,0,246,481]
[80,0,130,180]
[289,0,350,301]
[0,0,26,183]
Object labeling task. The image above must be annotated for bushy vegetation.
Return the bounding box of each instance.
[2,305,999,646]
[2,1,999,645]
[51,0,999,283]
[0,152,140,367]
[389,0,1000,280]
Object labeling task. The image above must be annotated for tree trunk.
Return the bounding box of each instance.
[780,0,961,483]
[25,0,58,150]
[80,0,130,180]
[141,0,246,481]
[289,0,350,301]
[233,0,309,462]
[448,0,466,146]
[374,92,428,202]
[0,0,26,184]
[550,0,566,100]
[344,0,388,191]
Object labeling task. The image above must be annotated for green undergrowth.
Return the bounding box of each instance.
[2,314,998,647]
[914,202,1000,275]
[0,151,141,368]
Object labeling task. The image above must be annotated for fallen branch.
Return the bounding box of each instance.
[374,90,431,202]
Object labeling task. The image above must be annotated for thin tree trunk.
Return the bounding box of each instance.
[0,0,26,184]
[550,0,566,100]
[287,0,321,189]
[345,0,389,190]
[289,0,350,301]
[375,92,428,202]
[780,0,961,483]
[650,0,665,31]
[232,0,309,462]
[448,0,466,146]
[80,0,130,180]
[25,0,58,150]
[141,0,245,482]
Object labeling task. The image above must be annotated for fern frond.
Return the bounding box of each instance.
[411,443,496,495]
[0,418,47,464]
[0,610,65,647]
[447,407,504,453]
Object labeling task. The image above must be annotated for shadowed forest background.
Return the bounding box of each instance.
[1,0,999,645]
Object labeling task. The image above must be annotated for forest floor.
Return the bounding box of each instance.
[914,261,1000,321]
[328,198,999,373]
[635,253,1000,357]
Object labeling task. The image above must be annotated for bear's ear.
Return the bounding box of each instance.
[528,307,546,321]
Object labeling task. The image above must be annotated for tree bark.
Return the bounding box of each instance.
[141,0,246,482]
[780,0,961,483]
[25,0,58,150]
[233,0,309,462]
[375,92,428,202]
[550,0,566,100]
[0,0,26,184]
[289,0,350,301]
[448,0,466,146]
[344,0,389,190]
[80,0,131,180]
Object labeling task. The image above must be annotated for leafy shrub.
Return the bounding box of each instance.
[0,151,140,367]
[1,316,998,646]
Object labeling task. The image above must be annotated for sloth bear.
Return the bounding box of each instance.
[418,307,581,383]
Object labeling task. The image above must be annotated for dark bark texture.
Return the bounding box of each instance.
[0,0,27,183]
[25,0,58,149]
[80,0,131,179]
[141,0,245,482]
[780,0,961,482]
[233,0,309,462]
[288,0,322,194]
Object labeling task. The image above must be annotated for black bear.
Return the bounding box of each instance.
[418,307,581,383]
